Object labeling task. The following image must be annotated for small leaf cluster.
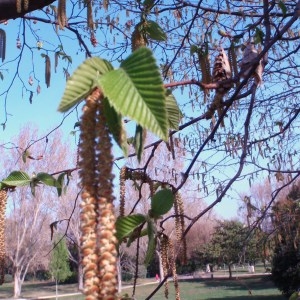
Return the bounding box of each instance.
[58,47,181,157]
[116,188,174,266]
[0,170,70,196]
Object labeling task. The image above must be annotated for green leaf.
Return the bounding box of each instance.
[99,47,168,140]
[116,214,146,242]
[143,0,155,10]
[1,171,31,187]
[134,124,145,162]
[166,92,182,130]
[190,45,199,55]
[103,98,128,156]
[58,57,113,112]
[145,20,167,41]
[150,189,174,218]
[36,172,59,187]
[22,151,28,163]
[278,0,287,16]
[56,173,66,197]
[144,219,156,266]
[126,227,148,247]
[254,28,264,44]
[73,121,81,129]
[30,181,36,196]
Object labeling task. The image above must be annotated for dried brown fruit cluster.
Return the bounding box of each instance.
[206,47,232,127]
[79,88,117,300]
[0,190,7,285]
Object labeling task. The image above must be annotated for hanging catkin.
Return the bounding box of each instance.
[45,55,51,88]
[79,91,99,300]
[95,99,118,299]
[86,0,94,30]
[0,29,6,62]
[58,0,67,30]
[174,193,187,264]
[119,166,127,217]
[79,88,118,299]
[160,234,169,299]
[0,190,7,285]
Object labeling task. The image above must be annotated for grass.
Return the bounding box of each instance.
[131,276,286,300]
[0,275,285,299]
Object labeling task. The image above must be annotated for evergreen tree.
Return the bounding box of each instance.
[49,236,72,298]
[271,184,300,297]
[203,220,257,278]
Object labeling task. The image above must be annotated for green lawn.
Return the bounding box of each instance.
[131,276,285,300]
[0,275,285,299]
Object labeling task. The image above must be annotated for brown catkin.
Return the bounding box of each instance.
[119,166,126,217]
[168,239,180,300]
[228,43,238,79]
[174,193,187,264]
[23,0,29,10]
[16,0,22,13]
[160,234,169,299]
[95,100,118,299]
[58,0,67,30]
[79,91,99,299]
[86,0,94,30]
[0,190,7,285]
[45,55,51,88]
[148,180,155,198]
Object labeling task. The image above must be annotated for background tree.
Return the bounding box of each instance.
[0,125,76,297]
[271,183,300,297]
[54,168,84,290]
[49,236,72,300]
[204,220,257,278]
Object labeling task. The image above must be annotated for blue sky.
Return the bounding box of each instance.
[0,17,83,144]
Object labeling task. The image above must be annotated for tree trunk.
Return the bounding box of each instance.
[157,250,164,282]
[228,264,232,279]
[0,0,55,21]
[13,269,22,298]
[55,279,58,300]
[78,263,84,291]
[117,257,122,293]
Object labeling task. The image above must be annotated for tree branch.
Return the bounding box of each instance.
[0,0,55,21]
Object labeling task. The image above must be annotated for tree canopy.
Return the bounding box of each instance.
[201,220,257,278]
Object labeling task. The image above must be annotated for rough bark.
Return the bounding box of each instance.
[0,0,55,21]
